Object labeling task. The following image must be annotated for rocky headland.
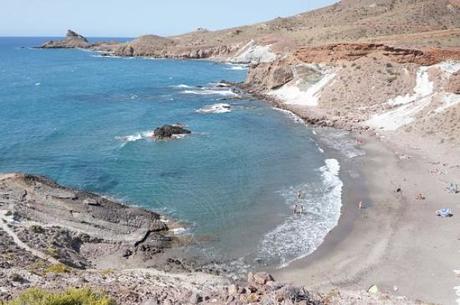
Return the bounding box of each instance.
[41,30,91,49]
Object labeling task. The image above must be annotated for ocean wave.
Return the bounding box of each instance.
[225,64,249,71]
[182,88,240,98]
[115,131,154,146]
[314,129,365,159]
[272,107,304,124]
[173,84,194,89]
[257,159,343,267]
[91,54,134,60]
[196,103,232,114]
[116,129,190,146]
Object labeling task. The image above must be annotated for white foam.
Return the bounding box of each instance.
[270,71,336,107]
[197,103,232,114]
[257,159,343,267]
[182,89,239,98]
[171,227,187,235]
[91,54,123,59]
[174,84,194,89]
[272,107,304,124]
[316,130,365,159]
[225,64,249,71]
[116,131,154,146]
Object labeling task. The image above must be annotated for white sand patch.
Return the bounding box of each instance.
[387,67,433,106]
[367,61,460,131]
[270,70,336,107]
[367,95,433,131]
[437,61,460,74]
[230,40,277,64]
[435,94,460,113]
[367,66,435,131]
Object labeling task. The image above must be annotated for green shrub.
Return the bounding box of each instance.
[1,288,115,305]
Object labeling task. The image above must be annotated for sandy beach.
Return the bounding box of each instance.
[271,129,460,305]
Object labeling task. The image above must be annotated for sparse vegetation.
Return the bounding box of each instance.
[45,263,70,274]
[46,246,60,258]
[30,225,45,234]
[0,288,115,305]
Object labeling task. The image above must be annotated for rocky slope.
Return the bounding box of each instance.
[41,0,460,61]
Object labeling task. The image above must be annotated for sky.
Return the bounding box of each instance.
[0,0,337,37]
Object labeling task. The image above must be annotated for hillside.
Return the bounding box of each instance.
[44,0,460,59]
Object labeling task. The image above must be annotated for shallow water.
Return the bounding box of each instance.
[0,37,342,268]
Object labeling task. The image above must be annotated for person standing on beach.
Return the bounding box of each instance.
[294,191,305,214]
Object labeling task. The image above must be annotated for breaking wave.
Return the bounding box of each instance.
[196,103,232,114]
[257,159,343,267]
[182,88,240,98]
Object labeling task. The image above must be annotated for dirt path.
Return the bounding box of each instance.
[0,210,60,265]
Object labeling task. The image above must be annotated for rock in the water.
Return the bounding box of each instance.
[154,124,191,139]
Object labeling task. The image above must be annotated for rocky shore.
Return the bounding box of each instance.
[0,173,424,305]
[23,0,460,303]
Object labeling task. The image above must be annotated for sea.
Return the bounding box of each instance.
[0,37,344,270]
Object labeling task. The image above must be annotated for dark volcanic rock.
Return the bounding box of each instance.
[0,173,177,269]
[41,30,90,49]
[154,124,191,139]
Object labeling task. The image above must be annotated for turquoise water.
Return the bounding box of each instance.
[0,37,342,267]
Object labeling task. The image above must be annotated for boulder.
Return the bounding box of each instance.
[153,124,191,139]
[248,272,274,285]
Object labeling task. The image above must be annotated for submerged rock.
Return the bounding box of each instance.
[154,124,191,139]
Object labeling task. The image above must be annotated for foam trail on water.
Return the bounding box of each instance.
[173,84,194,89]
[257,159,343,267]
[116,131,154,147]
[225,64,249,71]
[182,89,240,98]
[197,103,232,114]
[272,107,304,124]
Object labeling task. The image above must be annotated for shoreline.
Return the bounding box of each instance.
[239,84,460,304]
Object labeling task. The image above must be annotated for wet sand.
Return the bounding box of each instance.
[272,133,460,305]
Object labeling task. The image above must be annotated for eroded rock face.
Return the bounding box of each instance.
[0,173,175,270]
[153,124,191,139]
[41,30,90,49]
[294,43,460,66]
[246,57,296,91]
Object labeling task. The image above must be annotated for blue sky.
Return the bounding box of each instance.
[0,0,336,37]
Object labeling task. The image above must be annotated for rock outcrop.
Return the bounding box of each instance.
[154,124,191,139]
[0,173,178,270]
[41,30,91,49]
[294,43,460,66]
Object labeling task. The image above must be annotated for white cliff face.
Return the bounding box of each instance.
[229,40,277,64]
[269,64,336,107]
[366,61,460,131]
